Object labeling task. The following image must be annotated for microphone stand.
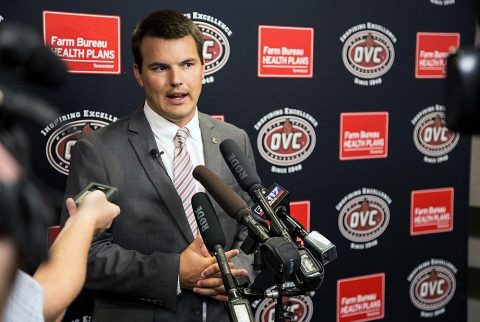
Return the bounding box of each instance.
[238,203,325,322]
[238,247,311,322]
[273,276,292,322]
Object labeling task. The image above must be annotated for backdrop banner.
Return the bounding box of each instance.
[1,1,474,321]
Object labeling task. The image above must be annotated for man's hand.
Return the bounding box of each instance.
[65,190,120,235]
[179,236,216,290]
[193,250,248,302]
[179,236,245,299]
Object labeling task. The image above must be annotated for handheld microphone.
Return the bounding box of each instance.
[192,165,270,243]
[191,192,254,322]
[219,139,293,242]
[192,165,301,280]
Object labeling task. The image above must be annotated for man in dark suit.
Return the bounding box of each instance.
[61,9,259,322]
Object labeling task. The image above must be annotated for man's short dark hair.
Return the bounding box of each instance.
[131,9,204,71]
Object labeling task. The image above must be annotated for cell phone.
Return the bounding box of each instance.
[74,182,118,206]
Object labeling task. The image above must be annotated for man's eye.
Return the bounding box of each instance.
[153,65,167,72]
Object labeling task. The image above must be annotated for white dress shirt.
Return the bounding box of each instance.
[144,101,205,193]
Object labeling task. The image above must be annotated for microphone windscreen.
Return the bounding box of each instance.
[0,22,67,86]
[219,139,261,192]
[0,85,60,125]
[192,192,225,250]
[192,165,248,222]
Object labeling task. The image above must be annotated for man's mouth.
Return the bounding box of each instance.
[167,92,188,100]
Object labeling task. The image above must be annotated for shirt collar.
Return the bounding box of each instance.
[143,101,202,144]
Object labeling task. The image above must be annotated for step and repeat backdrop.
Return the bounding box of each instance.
[1,1,475,321]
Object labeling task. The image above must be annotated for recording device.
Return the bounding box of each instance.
[193,165,324,290]
[219,140,325,287]
[219,139,294,244]
[73,182,118,206]
[0,21,67,86]
[293,248,324,291]
[254,186,326,289]
[261,182,337,265]
[445,46,480,134]
[0,172,55,267]
[192,165,270,243]
[250,179,337,266]
[0,84,60,125]
[192,192,255,322]
[192,165,301,280]
[276,205,337,265]
[0,21,67,269]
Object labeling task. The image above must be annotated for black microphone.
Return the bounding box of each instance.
[191,192,254,322]
[219,142,324,288]
[0,84,60,125]
[192,165,270,243]
[0,22,67,86]
[219,139,292,241]
[192,192,238,297]
[150,148,164,159]
[252,182,337,265]
[192,165,301,280]
[276,206,337,265]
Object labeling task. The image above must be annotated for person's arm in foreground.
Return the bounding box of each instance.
[33,190,120,322]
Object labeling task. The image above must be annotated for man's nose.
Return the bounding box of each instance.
[169,68,183,87]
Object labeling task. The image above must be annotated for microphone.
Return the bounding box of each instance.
[192,165,301,280]
[191,192,254,322]
[219,139,292,241]
[219,142,325,289]
[192,165,270,243]
[251,182,337,265]
[0,84,60,125]
[0,21,67,86]
[276,206,337,265]
[150,148,164,159]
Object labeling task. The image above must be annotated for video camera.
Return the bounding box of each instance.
[0,20,66,270]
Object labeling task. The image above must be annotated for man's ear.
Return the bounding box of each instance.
[133,64,144,87]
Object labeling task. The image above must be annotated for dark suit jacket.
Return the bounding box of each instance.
[61,108,258,322]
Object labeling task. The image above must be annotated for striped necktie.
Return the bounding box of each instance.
[173,128,198,236]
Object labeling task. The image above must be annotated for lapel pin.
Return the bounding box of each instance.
[212,137,218,144]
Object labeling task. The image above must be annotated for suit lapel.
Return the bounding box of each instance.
[199,113,222,171]
[199,113,234,232]
[128,108,194,243]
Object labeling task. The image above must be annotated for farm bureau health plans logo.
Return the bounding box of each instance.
[340,22,396,86]
[258,25,314,78]
[41,110,118,175]
[43,11,121,74]
[254,108,317,174]
[185,12,232,85]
